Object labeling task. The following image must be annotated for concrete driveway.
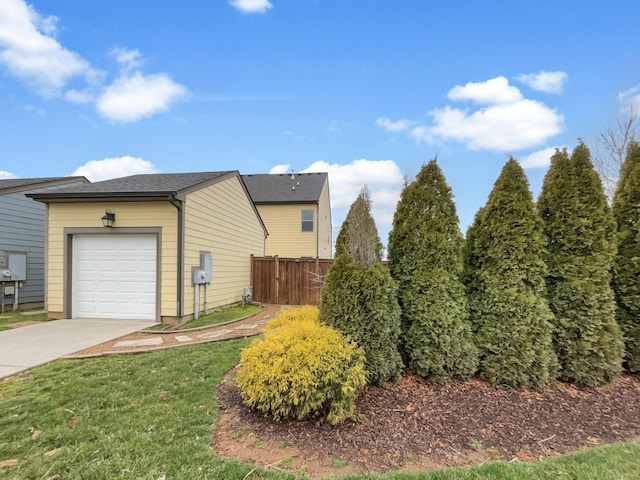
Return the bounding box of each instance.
[0,318,157,380]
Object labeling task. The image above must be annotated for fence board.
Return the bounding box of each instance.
[251,256,333,305]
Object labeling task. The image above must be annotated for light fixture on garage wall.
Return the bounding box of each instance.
[101,209,116,227]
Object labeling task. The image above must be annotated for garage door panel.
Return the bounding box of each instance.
[73,235,157,320]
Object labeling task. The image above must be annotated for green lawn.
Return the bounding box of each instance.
[1,339,639,480]
[146,303,262,331]
[0,311,51,331]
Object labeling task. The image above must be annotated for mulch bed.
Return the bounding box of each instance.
[215,371,640,476]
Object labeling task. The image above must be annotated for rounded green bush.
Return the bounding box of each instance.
[236,306,366,425]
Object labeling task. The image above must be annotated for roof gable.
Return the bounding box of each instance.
[0,176,89,195]
[28,171,235,201]
[241,172,327,204]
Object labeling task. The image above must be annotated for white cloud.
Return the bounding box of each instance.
[230,0,273,14]
[0,171,17,179]
[269,164,291,174]
[71,156,159,182]
[0,2,187,123]
[64,88,94,104]
[96,48,188,123]
[618,85,640,113]
[416,99,564,151]
[300,159,404,244]
[378,76,564,152]
[518,146,565,169]
[111,47,143,72]
[32,8,58,36]
[0,0,102,96]
[375,117,416,132]
[516,71,567,94]
[447,76,523,105]
[96,72,188,123]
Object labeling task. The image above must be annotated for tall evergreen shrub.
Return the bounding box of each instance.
[387,160,477,382]
[334,186,383,266]
[464,159,556,388]
[538,144,623,385]
[320,187,403,385]
[612,141,640,371]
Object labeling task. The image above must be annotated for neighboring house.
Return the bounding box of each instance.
[242,172,332,258]
[0,176,89,310]
[28,171,266,323]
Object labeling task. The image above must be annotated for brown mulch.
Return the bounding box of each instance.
[214,371,640,477]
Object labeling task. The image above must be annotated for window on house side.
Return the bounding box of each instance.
[301,209,314,232]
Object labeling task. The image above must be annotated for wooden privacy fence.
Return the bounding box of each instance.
[251,256,334,305]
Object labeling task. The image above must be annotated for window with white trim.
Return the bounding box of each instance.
[301,209,314,232]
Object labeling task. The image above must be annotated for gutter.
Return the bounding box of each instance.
[168,194,184,318]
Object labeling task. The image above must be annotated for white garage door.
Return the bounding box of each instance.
[73,235,157,320]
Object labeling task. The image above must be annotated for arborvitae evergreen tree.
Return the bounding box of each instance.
[464,159,557,388]
[320,188,403,385]
[612,140,640,372]
[334,220,349,258]
[334,186,383,266]
[538,143,623,386]
[387,160,477,382]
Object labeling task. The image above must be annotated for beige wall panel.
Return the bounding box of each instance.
[257,204,318,257]
[184,176,265,313]
[317,178,333,258]
[46,202,178,317]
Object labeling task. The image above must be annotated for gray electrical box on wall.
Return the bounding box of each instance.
[193,269,207,284]
[201,252,212,283]
[7,253,27,281]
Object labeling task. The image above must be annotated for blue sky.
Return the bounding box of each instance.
[1,0,639,249]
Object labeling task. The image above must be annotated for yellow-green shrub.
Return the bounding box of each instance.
[263,305,319,332]
[236,306,366,425]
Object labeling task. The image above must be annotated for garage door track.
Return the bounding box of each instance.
[0,318,156,380]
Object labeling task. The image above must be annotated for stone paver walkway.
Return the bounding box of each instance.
[65,304,283,358]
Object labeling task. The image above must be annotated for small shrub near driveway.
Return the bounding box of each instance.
[236,306,366,425]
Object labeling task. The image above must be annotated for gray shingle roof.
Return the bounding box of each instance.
[0,176,88,194]
[241,172,327,203]
[28,172,235,201]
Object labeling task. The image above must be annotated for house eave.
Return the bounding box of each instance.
[27,192,178,203]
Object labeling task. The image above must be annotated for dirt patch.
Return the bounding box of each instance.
[5,321,43,328]
[214,370,640,478]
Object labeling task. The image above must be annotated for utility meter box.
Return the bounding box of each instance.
[7,253,27,281]
[200,252,212,283]
[193,269,207,285]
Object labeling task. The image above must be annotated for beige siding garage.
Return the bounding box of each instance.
[184,175,265,313]
[45,201,176,319]
[33,171,266,323]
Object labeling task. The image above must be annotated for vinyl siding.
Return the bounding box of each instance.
[0,180,86,305]
[184,175,265,313]
[317,178,332,258]
[258,203,318,257]
[46,202,177,317]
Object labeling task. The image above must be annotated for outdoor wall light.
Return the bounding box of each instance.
[101,209,116,227]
